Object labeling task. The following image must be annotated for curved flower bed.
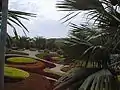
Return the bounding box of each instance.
[7,61,46,71]
[4,66,29,82]
[7,57,37,64]
[5,54,56,68]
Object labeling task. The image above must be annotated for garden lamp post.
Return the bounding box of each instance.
[0,0,8,90]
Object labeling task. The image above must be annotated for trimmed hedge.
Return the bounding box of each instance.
[7,57,37,64]
[4,66,29,79]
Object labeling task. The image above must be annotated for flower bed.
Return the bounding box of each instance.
[7,57,37,64]
[4,66,29,82]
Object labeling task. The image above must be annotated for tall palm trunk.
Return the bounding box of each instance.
[0,0,8,90]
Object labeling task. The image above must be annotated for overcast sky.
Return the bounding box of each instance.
[8,0,86,38]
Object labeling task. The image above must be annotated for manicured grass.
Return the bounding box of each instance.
[7,57,37,64]
[4,66,29,79]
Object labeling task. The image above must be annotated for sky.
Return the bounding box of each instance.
[8,0,86,38]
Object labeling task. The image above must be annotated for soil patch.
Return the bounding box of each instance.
[5,73,55,90]
[7,61,46,70]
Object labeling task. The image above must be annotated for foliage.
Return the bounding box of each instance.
[56,0,120,66]
[4,66,29,79]
[8,36,64,51]
[57,0,120,52]
[34,37,46,50]
[54,68,119,90]
[54,68,100,90]
[46,38,58,50]
[35,52,49,59]
[7,57,37,64]
[54,0,120,90]
[6,10,35,36]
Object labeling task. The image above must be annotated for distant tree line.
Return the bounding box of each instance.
[6,36,66,51]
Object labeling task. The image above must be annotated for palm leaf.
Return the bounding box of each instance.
[0,10,36,36]
[54,68,100,90]
[56,0,103,11]
[79,69,119,90]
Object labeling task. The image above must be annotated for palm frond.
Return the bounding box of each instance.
[56,0,103,11]
[54,68,100,90]
[0,10,36,36]
[79,69,119,90]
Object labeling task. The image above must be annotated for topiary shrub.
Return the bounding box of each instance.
[4,66,29,82]
[7,57,37,64]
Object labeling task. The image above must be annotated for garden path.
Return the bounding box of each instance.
[22,50,66,74]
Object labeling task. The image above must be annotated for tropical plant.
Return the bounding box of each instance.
[7,10,35,36]
[54,0,120,90]
[0,10,36,36]
[56,0,120,52]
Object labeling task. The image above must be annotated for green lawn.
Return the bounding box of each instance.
[4,66,29,79]
[7,57,37,64]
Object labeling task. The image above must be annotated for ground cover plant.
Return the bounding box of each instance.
[7,57,37,64]
[4,66,29,82]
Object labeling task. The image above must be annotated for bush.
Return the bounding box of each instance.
[44,49,50,53]
[35,53,49,59]
[4,66,29,79]
[6,50,29,55]
[7,57,37,64]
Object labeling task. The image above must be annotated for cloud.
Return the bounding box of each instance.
[8,0,86,38]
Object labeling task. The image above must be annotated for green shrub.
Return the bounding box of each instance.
[44,49,50,53]
[35,53,49,59]
[7,57,37,64]
[4,66,29,79]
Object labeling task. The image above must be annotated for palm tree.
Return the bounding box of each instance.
[0,1,35,89]
[54,0,120,90]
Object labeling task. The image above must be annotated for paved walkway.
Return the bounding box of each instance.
[22,50,66,74]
